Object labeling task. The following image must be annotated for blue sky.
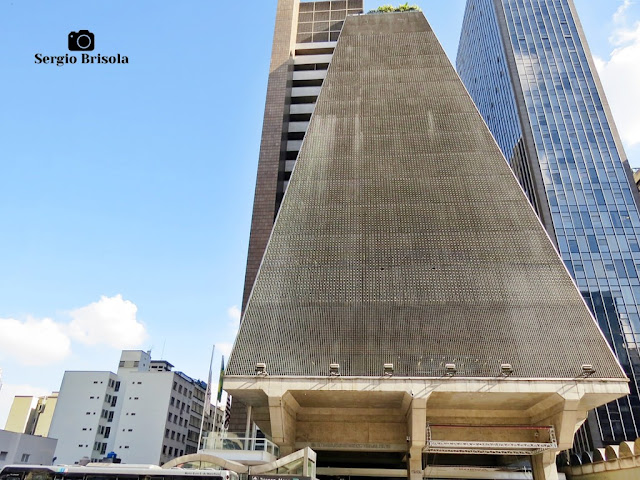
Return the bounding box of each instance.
[0,0,639,427]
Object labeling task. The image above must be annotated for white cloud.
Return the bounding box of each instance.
[594,2,640,148]
[0,383,51,430]
[613,0,633,24]
[227,305,241,327]
[68,295,148,349]
[0,295,148,368]
[0,317,71,366]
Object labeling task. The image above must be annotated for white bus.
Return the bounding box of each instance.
[0,465,239,480]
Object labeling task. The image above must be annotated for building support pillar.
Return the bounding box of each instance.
[531,451,558,480]
[244,405,252,450]
[406,396,428,480]
[268,392,299,456]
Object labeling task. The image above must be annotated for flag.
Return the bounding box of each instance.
[216,356,225,403]
[204,347,214,416]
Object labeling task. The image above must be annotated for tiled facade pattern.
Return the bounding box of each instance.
[243,0,300,312]
[234,0,363,433]
[243,0,363,311]
[458,0,640,445]
[228,11,625,382]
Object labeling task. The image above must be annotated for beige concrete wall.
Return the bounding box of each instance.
[296,411,407,445]
[4,396,33,433]
[33,395,57,437]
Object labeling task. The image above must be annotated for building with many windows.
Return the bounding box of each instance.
[226,6,629,480]
[457,0,640,449]
[230,0,365,437]
[48,350,222,466]
[242,0,364,313]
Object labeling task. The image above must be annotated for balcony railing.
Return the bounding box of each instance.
[201,432,280,457]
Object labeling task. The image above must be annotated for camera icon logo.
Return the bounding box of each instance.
[68,30,95,51]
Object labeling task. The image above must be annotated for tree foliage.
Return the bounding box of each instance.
[369,3,422,13]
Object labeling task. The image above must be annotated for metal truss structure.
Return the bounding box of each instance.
[424,424,558,456]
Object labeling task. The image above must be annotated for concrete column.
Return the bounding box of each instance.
[529,388,587,457]
[268,392,299,456]
[407,397,428,480]
[531,451,558,480]
[244,405,252,450]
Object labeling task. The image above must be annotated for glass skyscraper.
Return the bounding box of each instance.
[457,0,640,448]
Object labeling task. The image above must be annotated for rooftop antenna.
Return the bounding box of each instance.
[161,340,166,360]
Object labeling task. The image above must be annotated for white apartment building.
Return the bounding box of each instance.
[48,351,221,466]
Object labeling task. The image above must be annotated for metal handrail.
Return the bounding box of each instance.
[201,433,280,457]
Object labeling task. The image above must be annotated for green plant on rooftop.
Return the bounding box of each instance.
[368,3,422,13]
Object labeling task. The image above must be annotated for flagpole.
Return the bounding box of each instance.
[198,344,215,452]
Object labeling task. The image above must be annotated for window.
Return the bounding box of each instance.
[111,396,117,407]
[0,451,7,461]
[115,381,121,392]
[131,412,136,416]
[170,397,175,406]
[165,429,170,438]
[168,413,172,422]
[108,411,114,422]
[171,431,175,440]
[173,381,177,390]
[133,361,139,367]
[104,427,111,439]
[119,361,125,367]
[168,447,173,455]
[178,385,182,394]
[21,454,31,462]
[163,445,167,454]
